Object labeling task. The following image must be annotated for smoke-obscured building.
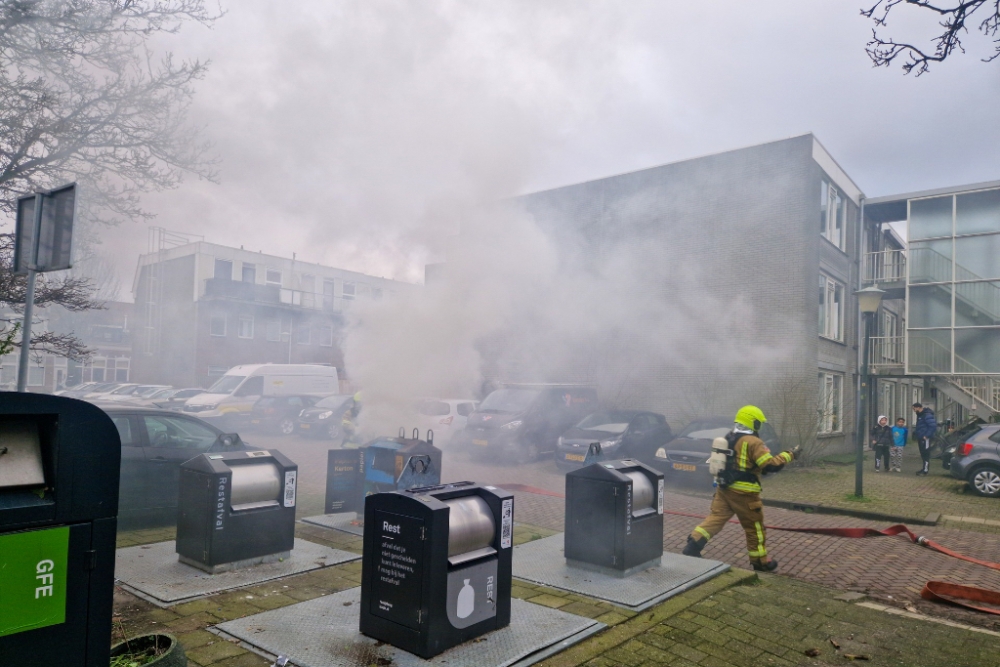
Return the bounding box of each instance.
[130,240,419,388]
[494,134,981,454]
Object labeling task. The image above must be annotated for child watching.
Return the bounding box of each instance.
[890,416,908,473]
[870,415,893,473]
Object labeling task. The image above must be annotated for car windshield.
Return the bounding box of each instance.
[109,386,136,395]
[207,375,245,394]
[678,420,731,440]
[478,388,540,413]
[92,383,117,392]
[135,386,165,397]
[575,411,633,434]
[149,389,174,399]
[316,395,352,409]
[415,400,451,416]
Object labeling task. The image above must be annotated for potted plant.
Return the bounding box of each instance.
[109,633,186,667]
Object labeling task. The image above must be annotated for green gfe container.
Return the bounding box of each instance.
[0,392,121,666]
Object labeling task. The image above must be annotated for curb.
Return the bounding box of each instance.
[763,498,939,526]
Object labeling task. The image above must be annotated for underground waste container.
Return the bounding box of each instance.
[176,449,297,573]
[0,392,121,667]
[359,481,513,658]
[564,458,664,576]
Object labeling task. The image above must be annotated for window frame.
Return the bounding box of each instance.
[214,258,233,280]
[238,316,254,339]
[820,179,846,251]
[318,325,334,347]
[241,262,256,283]
[265,269,282,286]
[817,372,844,435]
[295,324,311,345]
[265,319,281,342]
[819,274,845,342]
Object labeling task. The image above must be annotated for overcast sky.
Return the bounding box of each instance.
[102,0,1000,294]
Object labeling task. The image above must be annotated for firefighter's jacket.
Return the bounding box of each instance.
[721,434,793,494]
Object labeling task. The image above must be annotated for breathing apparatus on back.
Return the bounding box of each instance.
[707,406,767,484]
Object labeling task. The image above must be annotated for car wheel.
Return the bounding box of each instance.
[279,418,295,436]
[328,422,341,441]
[969,466,1000,497]
[513,441,539,465]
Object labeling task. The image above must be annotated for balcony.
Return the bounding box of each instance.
[203,278,355,313]
[868,336,905,374]
[862,249,906,288]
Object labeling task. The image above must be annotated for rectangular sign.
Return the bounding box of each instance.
[325,449,363,513]
[283,470,297,508]
[500,498,513,549]
[370,511,424,630]
[0,526,70,637]
[12,184,76,274]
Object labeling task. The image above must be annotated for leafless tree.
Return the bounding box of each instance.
[862,0,1000,74]
[0,1,219,360]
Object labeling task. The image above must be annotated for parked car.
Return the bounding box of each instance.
[183,363,340,427]
[941,418,986,469]
[948,423,1000,497]
[654,416,781,482]
[411,398,478,446]
[83,382,129,400]
[148,387,205,410]
[462,384,598,463]
[297,394,356,439]
[102,406,248,527]
[54,382,98,396]
[249,395,321,435]
[556,410,673,470]
[101,384,171,403]
[70,382,118,399]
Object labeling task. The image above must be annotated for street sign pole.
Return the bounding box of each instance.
[16,193,44,392]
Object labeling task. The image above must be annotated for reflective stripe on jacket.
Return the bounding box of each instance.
[727,434,793,494]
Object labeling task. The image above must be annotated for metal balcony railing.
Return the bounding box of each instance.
[863,249,907,285]
[868,336,904,370]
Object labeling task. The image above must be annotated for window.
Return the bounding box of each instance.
[319,325,334,347]
[818,373,843,434]
[266,269,282,286]
[457,402,476,417]
[342,282,355,300]
[295,324,311,345]
[301,274,315,308]
[266,319,281,342]
[214,258,233,280]
[242,262,256,283]
[818,275,844,341]
[323,279,336,309]
[820,180,845,250]
[27,365,44,386]
[115,358,130,382]
[112,416,139,447]
[210,315,227,337]
[238,316,254,339]
[143,415,218,450]
[235,375,264,396]
[1,364,16,385]
[90,358,106,382]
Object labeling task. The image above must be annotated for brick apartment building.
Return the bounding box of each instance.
[497,134,939,453]
[130,241,419,388]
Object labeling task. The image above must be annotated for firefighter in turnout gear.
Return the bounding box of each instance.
[682,406,799,572]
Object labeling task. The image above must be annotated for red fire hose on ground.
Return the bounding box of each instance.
[502,484,1000,616]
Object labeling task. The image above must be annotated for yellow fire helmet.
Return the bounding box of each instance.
[734,405,767,431]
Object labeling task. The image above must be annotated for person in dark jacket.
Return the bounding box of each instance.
[912,402,938,476]
[870,415,893,473]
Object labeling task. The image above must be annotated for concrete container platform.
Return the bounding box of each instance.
[115,538,360,607]
[301,512,365,536]
[512,534,729,611]
[212,587,604,667]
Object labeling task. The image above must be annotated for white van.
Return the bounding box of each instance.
[182,364,339,424]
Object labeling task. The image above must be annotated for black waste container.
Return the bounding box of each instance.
[565,458,664,576]
[359,481,513,658]
[0,392,121,667]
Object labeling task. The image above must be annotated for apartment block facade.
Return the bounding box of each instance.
[509,134,931,452]
[131,241,418,388]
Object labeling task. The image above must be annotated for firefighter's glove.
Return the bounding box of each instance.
[789,446,802,460]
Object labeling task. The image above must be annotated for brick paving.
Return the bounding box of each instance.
[110,433,1000,665]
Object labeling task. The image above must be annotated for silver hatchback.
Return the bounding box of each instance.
[949,423,1000,497]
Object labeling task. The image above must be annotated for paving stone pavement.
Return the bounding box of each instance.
[537,569,1000,667]
[110,434,1000,665]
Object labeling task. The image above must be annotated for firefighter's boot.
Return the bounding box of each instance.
[751,559,778,572]
[682,536,706,558]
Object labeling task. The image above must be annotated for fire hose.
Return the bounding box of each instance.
[500,484,1000,615]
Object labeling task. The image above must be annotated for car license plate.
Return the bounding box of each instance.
[473,439,488,446]
[672,462,697,472]
[564,453,585,462]
[300,423,310,429]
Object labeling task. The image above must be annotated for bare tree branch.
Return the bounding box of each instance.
[862,0,1000,74]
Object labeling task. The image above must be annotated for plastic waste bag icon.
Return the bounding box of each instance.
[457,579,475,618]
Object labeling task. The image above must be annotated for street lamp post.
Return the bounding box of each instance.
[855,286,886,498]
